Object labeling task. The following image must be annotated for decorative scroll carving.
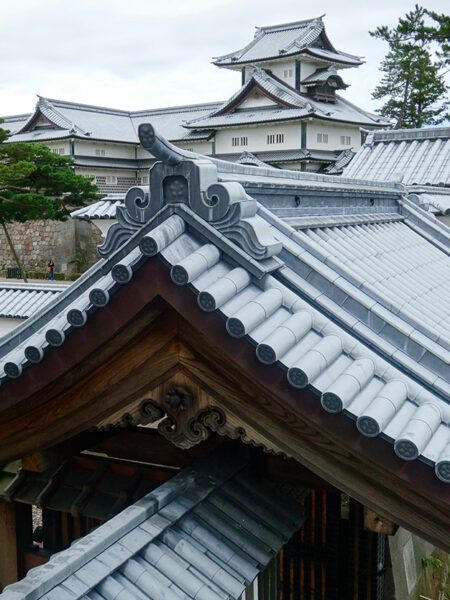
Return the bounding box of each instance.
[94,379,285,457]
[95,399,164,431]
[100,123,282,260]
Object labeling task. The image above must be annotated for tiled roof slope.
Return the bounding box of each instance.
[0,447,303,600]
[0,283,66,319]
[344,127,450,185]
[6,97,221,145]
[324,149,355,174]
[0,127,449,483]
[213,17,363,66]
[185,69,384,129]
[71,195,125,220]
[409,191,450,216]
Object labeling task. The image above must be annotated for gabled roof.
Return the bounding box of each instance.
[0,125,448,550]
[184,69,386,129]
[0,446,303,600]
[344,127,450,185]
[5,97,220,145]
[1,125,449,483]
[236,151,272,168]
[301,66,348,89]
[213,17,363,67]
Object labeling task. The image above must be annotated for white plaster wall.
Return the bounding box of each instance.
[268,60,296,85]
[176,141,214,155]
[74,140,135,159]
[46,141,71,155]
[215,122,301,154]
[238,95,278,109]
[91,219,116,238]
[0,317,25,338]
[307,119,361,150]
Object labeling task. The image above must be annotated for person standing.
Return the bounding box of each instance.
[47,259,55,281]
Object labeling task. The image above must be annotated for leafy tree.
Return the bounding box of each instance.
[370,5,449,128]
[0,123,98,281]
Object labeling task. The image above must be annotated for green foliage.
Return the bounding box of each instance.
[370,5,449,128]
[0,121,98,281]
[422,555,443,571]
[0,126,98,225]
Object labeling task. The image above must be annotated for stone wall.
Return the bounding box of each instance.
[0,220,103,275]
[388,528,449,599]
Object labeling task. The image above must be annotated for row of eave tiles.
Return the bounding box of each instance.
[0,214,449,483]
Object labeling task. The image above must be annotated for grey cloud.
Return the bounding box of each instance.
[1,0,448,115]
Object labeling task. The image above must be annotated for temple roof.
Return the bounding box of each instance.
[344,127,450,186]
[0,446,303,600]
[213,17,363,67]
[184,69,384,129]
[0,126,449,495]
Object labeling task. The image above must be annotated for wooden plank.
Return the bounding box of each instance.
[0,500,18,590]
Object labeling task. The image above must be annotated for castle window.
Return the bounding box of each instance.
[95,148,106,156]
[232,137,240,147]
[267,133,284,145]
[105,175,117,185]
[340,135,351,145]
[52,148,65,155]
[141,175,149,184]
[240,137,248,146]
[283,69,293,78]
[317,133,329,144]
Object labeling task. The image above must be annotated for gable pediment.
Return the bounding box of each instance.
[234,88,280,110]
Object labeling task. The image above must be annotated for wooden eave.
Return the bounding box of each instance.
[0,258,448,550]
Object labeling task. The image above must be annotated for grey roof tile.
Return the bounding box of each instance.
[213,17,362,66]
[344,127,450,185]
[0,448,303,600]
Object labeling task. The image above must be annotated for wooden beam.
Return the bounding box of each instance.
[88,428,224,470]
[0,500,18,590]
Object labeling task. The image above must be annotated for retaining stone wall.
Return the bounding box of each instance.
[0,220,103,274]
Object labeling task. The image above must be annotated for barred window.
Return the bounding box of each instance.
[276,133,284,143]
[232,137,240,147]
[95,148,106,156]
[340,135,351,145]
[240,137,248,146]
[317,133,329,144]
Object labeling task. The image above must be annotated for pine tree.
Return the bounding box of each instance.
[0,123,98,281]
[370,5,449,128]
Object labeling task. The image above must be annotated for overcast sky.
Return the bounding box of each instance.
[1,0,448,117]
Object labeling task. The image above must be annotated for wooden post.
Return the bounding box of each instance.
[0,500,18,591]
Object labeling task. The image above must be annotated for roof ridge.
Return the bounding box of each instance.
[255,15,324,33]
